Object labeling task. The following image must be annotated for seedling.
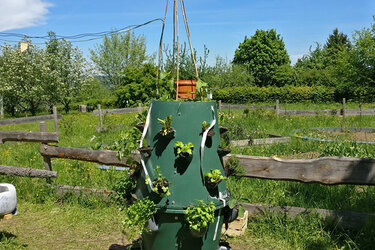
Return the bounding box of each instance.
[185,200,215,236]
[146,166,171,197]
[202,121,215,136]
[158,115,175,137]
[204,169,227,188]
[228,198,245,218]
[174,141,194,157]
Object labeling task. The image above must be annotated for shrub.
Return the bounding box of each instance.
[213,85,335,103]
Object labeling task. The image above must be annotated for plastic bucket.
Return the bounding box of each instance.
[174,80,196,99]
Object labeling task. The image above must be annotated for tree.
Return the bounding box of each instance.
[324,28,351,63]
[90,31,150,89]
[202,56,254,88]
[0,41,48,115]
[233,29,290,86]
[163,43,209,80]
[45,32,87,113]
[333,18,375,101]
[115,64,172,107]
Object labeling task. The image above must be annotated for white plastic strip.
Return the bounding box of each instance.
[200,106,216,166]
[140,103,154,190]
[213,209,221,241]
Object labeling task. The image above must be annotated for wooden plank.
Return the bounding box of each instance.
[231,136,290,147]
[225,154,375,185]
[0,165,57,178]
[55,185,111,200]
[93,107,144,116]
[221,104,275,110]
[0,114,62,126]
[0,131,59,144]
[40,144,140,167]
[242,203,375,230]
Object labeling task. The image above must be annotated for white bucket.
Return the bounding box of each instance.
[0,183,17,215]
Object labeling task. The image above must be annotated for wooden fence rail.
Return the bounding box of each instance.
[93,104,144,116]
[218,99,375,116]
[0,165,57,178]
[0,131,59,144]
[40,144,140,168]
[225,154,375,185]
[0,113,61,126]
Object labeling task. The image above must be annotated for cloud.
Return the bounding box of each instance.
[0,0,51,32]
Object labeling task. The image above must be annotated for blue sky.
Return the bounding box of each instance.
[0,0,374,64]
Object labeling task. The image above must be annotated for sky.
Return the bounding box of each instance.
[0,0,374,65]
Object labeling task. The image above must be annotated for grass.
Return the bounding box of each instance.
[0,106,374,249]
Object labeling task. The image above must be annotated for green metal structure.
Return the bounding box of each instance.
[135,100,230,249]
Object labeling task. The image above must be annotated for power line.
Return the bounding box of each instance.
[0,18,163,44]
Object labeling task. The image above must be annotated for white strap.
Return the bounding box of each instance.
[213,209,221,241]
[140,103,154,190]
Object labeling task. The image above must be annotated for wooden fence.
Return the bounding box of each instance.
[94,104,145,131]
[218,98,375,116]
[1,116,375,229]
[0,106,61,128]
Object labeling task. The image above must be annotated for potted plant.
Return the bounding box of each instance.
[146,166,171,197]
[122,197,157,240]
[224,198,245,224]
[204,169,227,189]
[202,121,215,137]
[174,141,194,158]
[158,115,175,138]
[134,109,148,131]
[185,200,215,237]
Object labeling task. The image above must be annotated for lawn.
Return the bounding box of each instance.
[0,105,374,249]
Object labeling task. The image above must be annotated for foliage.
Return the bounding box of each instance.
[44,32,88,113]
[201,121,211,130]
[163,43,209,80]
[115,63,172,107]
[203,56,254,88]
[332,18,375,100]
[214,85,335,103]
[136,109,148,124]
[112,173,136,204]
[174,141,194,156]
[225,157,245,176]
[185,200,215,233]
[204,169,227,185]
[146,166,171,197]
[157,115,174,136]
[90,31,150,89]
[233,29,290,86]
[228,198,245,217]
[324,28,351,63]
[122,197,156,239]
[115,127,141,160]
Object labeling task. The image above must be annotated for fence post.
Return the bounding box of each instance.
[342,98,346,131]
[275,99,279,116]
[52,106,58,133]
[40,121,52,183]
[218,100,222,113]
[284,102,287,115]
[138,103,142,112]
[98,104,103,131]
[359,103,362,118]
[228,104,231,116]
[0,96,3,118]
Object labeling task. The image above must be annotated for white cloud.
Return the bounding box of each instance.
[0,0,51,32]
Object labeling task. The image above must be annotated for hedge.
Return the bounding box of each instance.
[213,85,337,103]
